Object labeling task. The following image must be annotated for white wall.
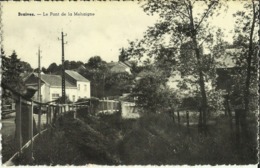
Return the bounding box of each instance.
[49,87,78,102]
[76,81,91,99]
[34,84,50,103]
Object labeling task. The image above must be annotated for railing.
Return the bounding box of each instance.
[1,83,88,166]
[98,99,120,114]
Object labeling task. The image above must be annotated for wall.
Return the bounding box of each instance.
[49,87,78,102]
[33,84,50,103]
[76,81,91,99]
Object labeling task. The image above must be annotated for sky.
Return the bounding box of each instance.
[2,1,245,69]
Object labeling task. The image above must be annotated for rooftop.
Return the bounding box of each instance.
[32,73,76,87]
[65,70,90,82]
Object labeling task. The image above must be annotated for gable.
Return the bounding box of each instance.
[65,70,90,82]
[24,73,76,88]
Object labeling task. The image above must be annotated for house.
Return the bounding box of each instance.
[23,70,90,103]
[107,61,132,74]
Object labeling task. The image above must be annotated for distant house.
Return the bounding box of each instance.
[107,61,132,74]
[23,70,90,103]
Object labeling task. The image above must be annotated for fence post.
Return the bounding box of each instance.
[102,99,105,113]
[74,105,77,119]
[106,98,109,113]
[49,105,52,124]
[46,105,49,125]
[59,105,62,114]
[119,101,122,114]
[186,111,190,127]
[111,101,114,113]
[177,110,180,126]
[38,104,42,134]
[89,100,92,113]
[28,101,34,161]
[15,96,22,155]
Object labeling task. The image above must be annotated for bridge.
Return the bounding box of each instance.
[1,83,121,165]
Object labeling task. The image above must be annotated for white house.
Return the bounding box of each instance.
[24,70,91,103]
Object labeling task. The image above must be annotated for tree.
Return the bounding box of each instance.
[85,56,106,70]
[119,48,128,62]
[232,0,259,140]
[47,62,59,74]
[2,51,24,88]
[132,66,176,113]
[105,72,134,96]
[126,0,224,133]
[42,67,48,74]
[2,50,26,101]
[20,61,33,73]
[81,56,109,98]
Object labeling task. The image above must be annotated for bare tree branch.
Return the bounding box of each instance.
[195,1,218,31]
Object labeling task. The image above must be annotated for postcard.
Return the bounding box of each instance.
[1,1,259,167]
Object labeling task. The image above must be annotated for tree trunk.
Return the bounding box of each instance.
[188,1,209,134]
[242,0,256,140]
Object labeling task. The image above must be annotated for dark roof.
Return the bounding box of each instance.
[108,62,131,74]
[30,73,76,87]
[65,70,90,82]
[123,61,132,67]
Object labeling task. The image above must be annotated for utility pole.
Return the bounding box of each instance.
[38,47,42,102]
[37,47,42,134]
[59,31,67,104]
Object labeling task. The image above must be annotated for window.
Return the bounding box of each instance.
[84,84,87,91]
[52,93,59,100]
[78,84,80,90]
[72,95,75,102]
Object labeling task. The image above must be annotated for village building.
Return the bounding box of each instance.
[107,61,132,74]
[23,70,90,103]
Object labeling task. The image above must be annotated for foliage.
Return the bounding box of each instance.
[2,50,27,101]
[46,62,59,74]
[131,66,176,113]
[105,72,134,96]
[13,108,257,165]
[232,1,259,114]
[43,60,84,74]
[80,56,109,98]
[55,95,72,104]
[85,56,107,70]
[124,1,227,129]
[118,48,128,62]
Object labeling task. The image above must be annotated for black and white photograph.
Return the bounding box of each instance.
[1,0,259,166]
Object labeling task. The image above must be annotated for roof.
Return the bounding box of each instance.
[108,62,131,74]
[30,73,76,87]
[123,61,132,67]
[65,70,90,82]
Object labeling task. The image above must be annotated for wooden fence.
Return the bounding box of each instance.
[97,99,120,114]
[2,103,16,117]
[2,84,89,166]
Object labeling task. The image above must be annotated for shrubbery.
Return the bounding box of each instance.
[13,109,257,165]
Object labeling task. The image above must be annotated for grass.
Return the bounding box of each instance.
[10,108,258,165]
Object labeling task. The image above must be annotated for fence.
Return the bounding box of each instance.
[97,99,120,114]
[2,84,88,166]
[2,103,16,118]
[121,101,140,119]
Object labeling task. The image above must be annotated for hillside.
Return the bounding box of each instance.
[13,108,258,165]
